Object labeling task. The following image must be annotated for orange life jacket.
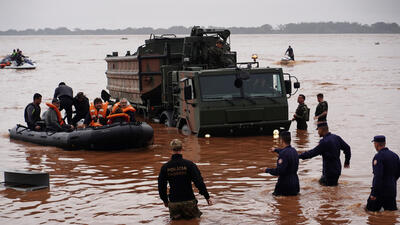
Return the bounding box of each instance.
[111,102,136,114]
[89,102,109,127]
[46,102,64,125]
[106,113,130,124]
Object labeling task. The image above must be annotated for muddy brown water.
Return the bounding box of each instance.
[0,34,400,224]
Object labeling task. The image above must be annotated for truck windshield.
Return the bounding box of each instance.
[199,74,241,100]
[199,73,282,100]
[243,73,282,97]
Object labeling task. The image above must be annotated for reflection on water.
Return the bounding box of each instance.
[0,34,400,224]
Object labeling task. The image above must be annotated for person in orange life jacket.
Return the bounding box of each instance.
[107,107,129,124]
[24,93,43,131]
[83,97,110,127]
[111,98,136,122]
[44,98,74,132]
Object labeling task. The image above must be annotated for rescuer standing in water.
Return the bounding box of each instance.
[366,135,400,211]
[292,94,309,130]
[299,122,351,186]
[158,139,212,220]
[265,131,300,196]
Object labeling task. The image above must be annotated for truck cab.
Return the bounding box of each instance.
[105,26,300,136]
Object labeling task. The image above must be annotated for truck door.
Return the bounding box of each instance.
[181,77,197,133]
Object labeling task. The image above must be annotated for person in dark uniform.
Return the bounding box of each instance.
[292,94,308,130]
[53,82,73,124]
[208,39,232,69]
[299,122,351,186]
[265,131,300,196]
[158,139,213,220]
[285,45,294,61]
[366,135,400,212]
[24,93,43,131]
[71,92,89,126]
[314,93,328,122]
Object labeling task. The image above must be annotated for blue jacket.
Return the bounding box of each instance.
[266,145,300,195]
[371,148,400,198]
[299,133,351,177]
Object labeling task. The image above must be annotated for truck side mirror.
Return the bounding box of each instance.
[284,80,292,94]
[184,86,192,100]
[294,82,300,89]
[234,79,243,88]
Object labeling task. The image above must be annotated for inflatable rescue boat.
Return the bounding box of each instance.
[9,122,154,150]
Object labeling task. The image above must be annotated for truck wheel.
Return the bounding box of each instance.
[181,124,191,136]
[160,111,175,127]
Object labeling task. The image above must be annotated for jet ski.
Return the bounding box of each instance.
[0,55,36,69]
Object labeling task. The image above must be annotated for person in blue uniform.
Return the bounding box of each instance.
[366,135,400,211]
[158,139,213,220]
[265,131,300,196]
[299,122,351,186]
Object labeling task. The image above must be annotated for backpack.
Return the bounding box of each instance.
[304,105,310,121]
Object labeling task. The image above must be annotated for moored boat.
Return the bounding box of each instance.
[9,122,153,150]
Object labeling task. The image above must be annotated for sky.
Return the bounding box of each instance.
[0,0,399,31]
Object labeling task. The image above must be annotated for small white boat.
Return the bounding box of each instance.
[4,61,36,69]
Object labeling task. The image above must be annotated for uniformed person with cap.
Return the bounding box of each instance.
[292,94,309,130]
[366,135,400,211]
[207,39,233,69]
[265,131,300,196]
[158,139,213,220]
[314,93,328,122]
[299,122,351,186]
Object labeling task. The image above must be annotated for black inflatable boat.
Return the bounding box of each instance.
[9,122,154,150]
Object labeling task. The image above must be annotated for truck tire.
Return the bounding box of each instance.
[181,124,191,136]
[160,111,175,127]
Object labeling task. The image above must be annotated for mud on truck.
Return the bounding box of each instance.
[104,26,300,137]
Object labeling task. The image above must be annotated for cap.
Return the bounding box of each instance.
[316,122,328,130]
[52,98,60,104]
[170,139,182,151]
[372,135,385,143]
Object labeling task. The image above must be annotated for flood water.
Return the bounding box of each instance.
[0,34,400,224]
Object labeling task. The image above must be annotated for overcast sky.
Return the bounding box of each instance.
[1,0,399,31]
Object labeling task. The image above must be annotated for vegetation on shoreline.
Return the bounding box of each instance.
[1,22,399,35]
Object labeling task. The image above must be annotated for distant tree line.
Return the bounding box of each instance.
[1,22,399,35]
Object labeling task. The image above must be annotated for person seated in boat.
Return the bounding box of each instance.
[24,93,44,131]
[107,107,130,124]
[71,92,89,126]
[15,49,26,66]
[83,98,110,127]
[44,98,74,132]
[111,98,136,122]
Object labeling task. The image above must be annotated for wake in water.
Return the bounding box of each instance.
[274,60,317,66]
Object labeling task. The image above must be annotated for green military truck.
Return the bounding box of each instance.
[105,26,300,136]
